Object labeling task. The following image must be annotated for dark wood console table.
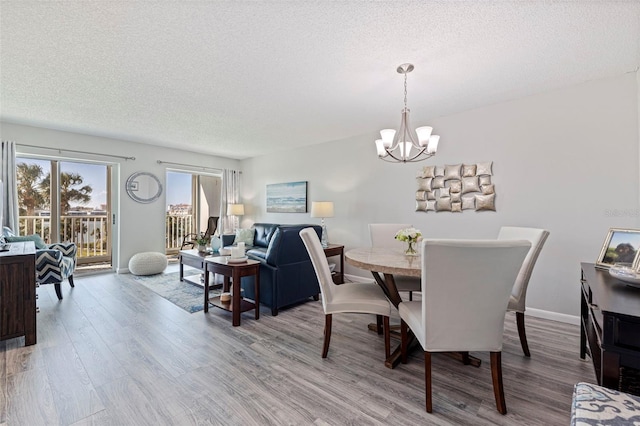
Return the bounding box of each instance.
[0,242,37,346]
[580,262,640,395]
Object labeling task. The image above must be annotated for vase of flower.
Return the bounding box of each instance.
[196,232,209,253]
[395,227,422,257]
[405,241,417,256]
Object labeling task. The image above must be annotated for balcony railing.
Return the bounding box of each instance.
[18,214,194,262]
[166,214,194,252]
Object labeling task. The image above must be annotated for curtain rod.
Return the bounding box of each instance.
[18,144,135,160]
[156,160,225,173]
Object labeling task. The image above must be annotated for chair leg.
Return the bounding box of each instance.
[400,320,408,364]
[271,307,278,316]
[54,283,63,300]
[376,315,383,335]
[425,351,433,413]
[516,312,531,357]
[68,275,75,288]
[460,351,470,365]
[490,351,507,414]
[322,314,332,358]
[409,291,413,301]
[383,316,390,359]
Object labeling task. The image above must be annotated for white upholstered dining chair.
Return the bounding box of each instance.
[399,239,531,414]
[497,226,550,357]
[300,227,392,359]
[369,223,421,301]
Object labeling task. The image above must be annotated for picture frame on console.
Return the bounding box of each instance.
[596,228,640,270]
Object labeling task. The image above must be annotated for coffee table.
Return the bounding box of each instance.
[179,249,214,287]
[203,256,260,326]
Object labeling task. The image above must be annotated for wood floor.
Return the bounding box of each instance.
[0,268,594,425]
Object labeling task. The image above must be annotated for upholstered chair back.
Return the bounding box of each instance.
[419,239,531,352]
[369,223,412,249]
[497,227,550,312]
[300,227,336,308]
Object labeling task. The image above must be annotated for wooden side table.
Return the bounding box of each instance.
[204,257,260,326]
[323,244,344,284]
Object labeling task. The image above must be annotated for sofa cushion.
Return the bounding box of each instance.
[265,225,321,266]
[246,247,267,260]
[234,228,255,246]
[6,234,48,249]
[253,223,279,248]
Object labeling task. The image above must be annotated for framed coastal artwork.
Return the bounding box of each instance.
[596,228,640,270]
[266,181,307,213]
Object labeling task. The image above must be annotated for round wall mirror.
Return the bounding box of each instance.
[126,172,163,203]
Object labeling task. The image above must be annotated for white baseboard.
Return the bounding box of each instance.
[117,268,130,274]
[525,307,580,326]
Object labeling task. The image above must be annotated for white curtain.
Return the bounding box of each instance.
[1,141,19,232]
[220,169,241,234]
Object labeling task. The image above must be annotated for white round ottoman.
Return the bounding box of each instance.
[129,252,167,276]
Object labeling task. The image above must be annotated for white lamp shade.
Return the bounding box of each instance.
[380,129,396,148]
[310,201,334,218]
[416,126,433,146]
[375,139,388,157]
[426,135,440,154]
[399,141,412,159]
[227,203,245,216]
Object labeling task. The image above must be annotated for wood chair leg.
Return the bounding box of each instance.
[68,275,75,287]
[516,311,531,357]
[322,314,332,358]
[490,351,507,414]
[383,316,390,359]
[409,291,413,301]
[460,351,470,365]
[54,283,63,300]
[375,315,383,335]
[400,320,408,364]
[425,351,433,413]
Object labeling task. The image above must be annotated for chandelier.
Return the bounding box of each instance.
[375,63,440,163]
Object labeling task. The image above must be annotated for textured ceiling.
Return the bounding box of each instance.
[1,1,639,160]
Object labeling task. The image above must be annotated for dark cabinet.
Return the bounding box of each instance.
[581,263,640,395]
[0,242,36,346]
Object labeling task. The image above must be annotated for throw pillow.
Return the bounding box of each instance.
[5,234,48,249]
[234,228,255,246]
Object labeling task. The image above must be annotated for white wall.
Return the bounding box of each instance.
[241,73,640,321]
[0,123,240,272]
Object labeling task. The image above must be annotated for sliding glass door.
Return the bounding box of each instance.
[16,157,112,267]
[165,170,221,254]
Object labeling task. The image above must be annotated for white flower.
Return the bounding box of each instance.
[394,227,422,243]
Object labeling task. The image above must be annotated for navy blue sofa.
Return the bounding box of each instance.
[222,223,322,315]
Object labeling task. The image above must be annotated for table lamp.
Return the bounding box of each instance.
[310,201,334,248]
[227,203,245,232]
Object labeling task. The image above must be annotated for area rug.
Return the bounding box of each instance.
[123,271,221,313]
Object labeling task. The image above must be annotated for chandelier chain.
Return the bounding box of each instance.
[404,73,408,109]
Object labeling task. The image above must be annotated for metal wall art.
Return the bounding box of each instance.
[415,162,495,212]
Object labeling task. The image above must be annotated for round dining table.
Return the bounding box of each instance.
[345,247,420,308]
[345,246,481,369]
